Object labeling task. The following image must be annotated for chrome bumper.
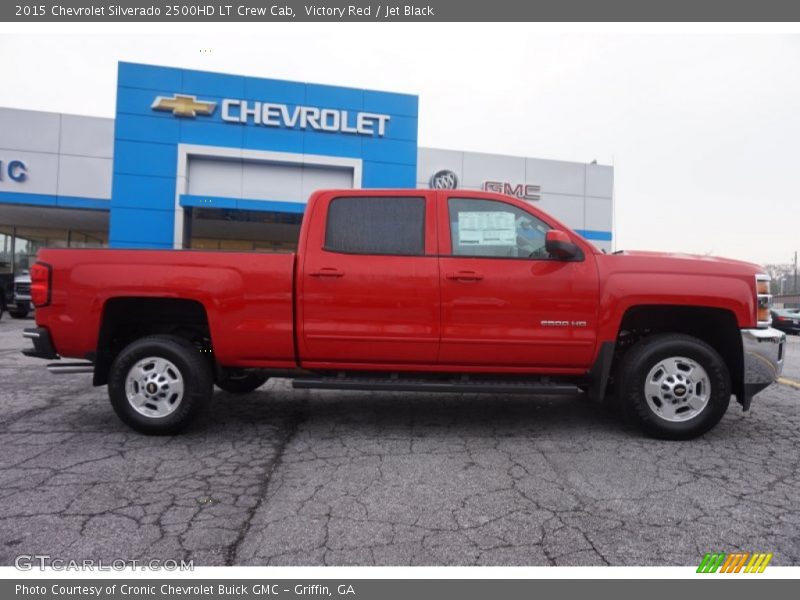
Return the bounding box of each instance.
[741,328,785,405]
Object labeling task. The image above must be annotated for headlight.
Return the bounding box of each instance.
[755,274,772,328]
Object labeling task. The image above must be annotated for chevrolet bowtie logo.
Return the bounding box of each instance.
[151,94,217,118]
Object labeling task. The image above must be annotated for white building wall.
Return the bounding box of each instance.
[0,108,114,202]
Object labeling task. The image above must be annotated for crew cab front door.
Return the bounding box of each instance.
[437,194,599,369]
[299,193,440,367]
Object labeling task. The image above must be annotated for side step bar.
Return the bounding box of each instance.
[293,376,581,395]
[47,362,94,374]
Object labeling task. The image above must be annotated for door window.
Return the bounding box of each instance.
[325,196,426,256]
[448,198,550,258]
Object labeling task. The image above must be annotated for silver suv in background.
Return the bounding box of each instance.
[9,271,32,318]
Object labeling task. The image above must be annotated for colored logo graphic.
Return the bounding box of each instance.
[430,169,458,189]
[151,94,217,118]
[697,552,773,573]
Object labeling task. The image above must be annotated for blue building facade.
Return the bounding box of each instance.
[111,62,418,248]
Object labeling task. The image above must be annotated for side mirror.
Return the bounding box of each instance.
[545,230,581,260]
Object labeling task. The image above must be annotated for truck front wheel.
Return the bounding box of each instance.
[617,334,731,440]
[108,335,213,435]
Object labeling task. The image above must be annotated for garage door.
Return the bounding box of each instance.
[187,157,354,204]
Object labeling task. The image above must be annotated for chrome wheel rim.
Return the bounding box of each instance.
[125,357,184,418]
[643,356,710,422]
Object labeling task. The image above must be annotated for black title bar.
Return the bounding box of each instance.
[5,0,800,21]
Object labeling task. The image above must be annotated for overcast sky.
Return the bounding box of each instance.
[1,26,798,264]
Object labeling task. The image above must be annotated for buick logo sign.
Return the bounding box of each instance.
[430,169,458,189]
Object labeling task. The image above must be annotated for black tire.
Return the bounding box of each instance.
[9,306,29,318]
[108,335,213,435]
[215,371,269,394]
[616,333,731,440]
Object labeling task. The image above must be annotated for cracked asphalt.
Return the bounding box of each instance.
[0,316,798,566]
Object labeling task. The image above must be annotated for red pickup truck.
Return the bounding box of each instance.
[23,189,785,439]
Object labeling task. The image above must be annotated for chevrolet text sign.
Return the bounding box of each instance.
[223,99,390,136]
[152,93,391,137]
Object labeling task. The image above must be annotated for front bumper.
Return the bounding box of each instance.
[741,327,785,406]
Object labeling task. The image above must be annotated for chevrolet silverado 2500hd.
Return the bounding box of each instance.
[22,189,786,439]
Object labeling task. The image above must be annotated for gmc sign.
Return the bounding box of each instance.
[483,181,541,201]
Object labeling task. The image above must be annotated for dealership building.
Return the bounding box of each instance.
[0,62,613,275]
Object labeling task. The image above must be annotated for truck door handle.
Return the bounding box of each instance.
[309,268,345,278]
[446,270,484,281]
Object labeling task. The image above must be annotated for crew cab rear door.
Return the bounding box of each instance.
[437,192,599,369]
[298,191,440,367]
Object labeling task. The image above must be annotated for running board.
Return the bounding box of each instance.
[47,362,94,374]
[292,376,581,395]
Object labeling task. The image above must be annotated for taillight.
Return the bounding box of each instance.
[30,262,51,307]
[755,274,772,328]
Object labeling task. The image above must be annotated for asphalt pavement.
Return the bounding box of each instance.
[0,316,798,566]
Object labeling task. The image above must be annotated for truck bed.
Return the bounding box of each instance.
[35,248,297,367]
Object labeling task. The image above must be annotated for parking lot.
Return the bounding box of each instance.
[0,316,798,567]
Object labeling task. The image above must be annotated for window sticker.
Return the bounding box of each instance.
[457,211,516,246]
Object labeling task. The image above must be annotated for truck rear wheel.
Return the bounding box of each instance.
[617,333,730,440]
[108,335,212,435]
[215,371,269,394]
